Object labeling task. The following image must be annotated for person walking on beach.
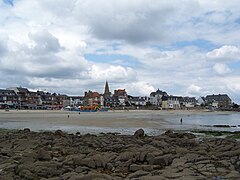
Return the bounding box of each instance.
[180,118,183,125]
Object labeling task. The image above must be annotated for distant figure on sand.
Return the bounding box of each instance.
[68,115,70,118]
[180,118,183,125]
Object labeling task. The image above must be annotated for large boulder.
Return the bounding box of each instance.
[37,148,51,161]
[134,129,145,138]
[54,130,64,137]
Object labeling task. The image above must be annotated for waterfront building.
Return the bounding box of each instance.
[69,96,84,107]
[205,94,232,108]
[197,96,206,106]
[150,89,168,106]
[0,89,18,108]
[84,91,104,106]
[7,87,30,109]
[162,96,182,109]
[113,89,128,106]
[181,97,197,108]
[128,95,149,106]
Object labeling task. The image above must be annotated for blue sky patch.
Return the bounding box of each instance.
[229,61,240,71]
[172,39,217,51]
[3,0,14,6]
[235,18,240,24]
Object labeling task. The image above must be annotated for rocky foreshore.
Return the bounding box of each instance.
[1,129,240,180]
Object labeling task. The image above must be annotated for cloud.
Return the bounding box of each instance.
[207,45,240,61]
[73,0,200,44]
[212,63,231,75]
[89,64,137,82]
[0,0,240,103]
[28,31,62,54]
[125,81,155,96]
[187,84,202,96]
[0,40,7,56]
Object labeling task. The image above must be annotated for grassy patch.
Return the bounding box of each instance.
[226,131,240,139]
[191,130,227,136]
[0,128,19,133]
[192,130,240,139]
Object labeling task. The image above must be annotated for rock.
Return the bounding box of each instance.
[2,129,240,179]
[182,133,196,139]
[23,128,31,133]
[72,154,86,165]
[127,170,150,179]
[220,149,240,157]
[172,157,187,167]
[75,166,89,173]
[18,169,37,179]
[68,172,114,180]
[106,163,115,171]
[130,164,157,172]
[19,152,37,164]
[37,148,51,161]
[134,129,145,138]
[117,152,135,162]
[92,154,107,168]
[80,158,95,168]
[33,161,62,178]
[137,175,166,180]
[164,130,175,137]
[76,132,81,136]
[54,130,64,137]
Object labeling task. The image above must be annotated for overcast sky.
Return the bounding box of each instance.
[1,0,240,103]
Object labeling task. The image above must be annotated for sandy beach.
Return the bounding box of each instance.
[0,109,239,134]
[0,109,167,127]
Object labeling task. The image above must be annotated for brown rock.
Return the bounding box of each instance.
[54,130,64,137]
[37,148,51,161]
[127,170,150,179]
[130,164,156,172]
[134,129,145,138]
[23,128,31,133]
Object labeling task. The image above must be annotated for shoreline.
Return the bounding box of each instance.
[1,109,240,134]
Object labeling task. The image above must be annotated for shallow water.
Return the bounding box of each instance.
[0,110,240,135]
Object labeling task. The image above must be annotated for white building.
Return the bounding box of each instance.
[150,89,168,106]
[162,96,182,109]
[128,96,149,106]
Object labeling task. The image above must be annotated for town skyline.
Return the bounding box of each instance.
[1,1,240,103]
[0,82,234,104]
[0,84,233,111]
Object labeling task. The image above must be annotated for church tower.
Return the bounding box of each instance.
[103,81,111,98]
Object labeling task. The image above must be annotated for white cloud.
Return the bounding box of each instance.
[187,84,202,96]
[212,63,231,75]
[89,64,137,82]
[207,45,240,61]
[125,82,155,96]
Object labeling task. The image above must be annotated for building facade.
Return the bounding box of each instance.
[0,89,18,108]
[113,89,128,106]
[205,94,232,108]
[150,89,168,106]
[162,96,182,109]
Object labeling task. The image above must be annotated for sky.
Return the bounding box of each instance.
[0,0,240,103]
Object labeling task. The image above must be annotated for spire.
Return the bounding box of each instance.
[104,81,111,97]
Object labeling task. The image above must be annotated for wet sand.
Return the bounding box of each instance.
[0,109,238,134]
[0,110,168,134]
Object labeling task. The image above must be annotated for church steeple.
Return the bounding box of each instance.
[104,81,111,97]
